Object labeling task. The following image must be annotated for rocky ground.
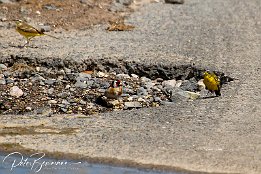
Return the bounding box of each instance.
[0,59,233,116]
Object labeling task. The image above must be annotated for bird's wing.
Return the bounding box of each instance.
[19,22,43,34]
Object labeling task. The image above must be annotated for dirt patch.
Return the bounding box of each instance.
[0,0,126,30]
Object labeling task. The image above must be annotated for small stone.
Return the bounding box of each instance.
[25,106,32,111]
[142,81,155,89]
[35,10,41,15]
[175,80,183,87]
[97,71,108,78]
[78,107,83,111]
[124,102,142,109]
[45,79,56,85]
[47,88,54,95]
[70,88,76,92]
[48,100,57,104]
[40,25,51,32]
[36,67,40,71]
[0,74,6,84]
[0,64,7,70]
[57,92,69,98]
[65,84,71,89]
[198,79,205,90]
[64,68,72,74]
[0,79,6,85]
[154,97,162,102]
[75,81,88,88]
[86,80,94,86]
[62,99,70,105]
[162,79,176,88]
[116,74,130,79]
[35,107,53,116]
[10,86,23,98]
[180,78,198,91]
[131,74,139,79]
[80,100,87,105]
[43,4,58,10]
[137,87,148,96]
[31,75,45,82]
[140,76,151,83]
[6,78,14,84]
[79,72,92,79]
[127,96,133,101]
[97,89,106,93]
[109,100,120,106]
[137,97,146,102]
[177,91,200,100]
[60,108,67,113]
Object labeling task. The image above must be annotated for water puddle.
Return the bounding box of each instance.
[0,153,184,174]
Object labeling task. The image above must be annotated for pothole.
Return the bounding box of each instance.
[0,55,233,115]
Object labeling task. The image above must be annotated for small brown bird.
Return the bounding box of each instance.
[104,80,123,99]
[14,20,58,47]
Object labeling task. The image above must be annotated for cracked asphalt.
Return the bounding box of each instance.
[0,0,260,173]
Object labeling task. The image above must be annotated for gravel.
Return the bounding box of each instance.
[0,61,220,115]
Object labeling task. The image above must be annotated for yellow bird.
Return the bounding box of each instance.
[203,71,221,96]
[15,20,58,47]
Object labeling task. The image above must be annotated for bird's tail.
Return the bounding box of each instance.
[215,90,221,96]
[44,33,59,39]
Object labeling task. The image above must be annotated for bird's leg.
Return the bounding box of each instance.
[22,40,29,47]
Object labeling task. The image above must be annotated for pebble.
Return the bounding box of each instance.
[124,102,142,109]
[80,100,87,105]
[45,79,56,85]
[40,25,51,32]
[75,81,88,88]
[131,74,139,79]
[25,107,32,111]
[140,76,151,83]
[43,4,58,10]
[47,88,54,95]
[0,79,6,85]
[197,79,205,90]
[180,78,198,91]
[6,78,14,84]
[154,97,162,102]
[175,80,183,87]
[116,74,130,79]
[62,99,70,105]
[79,72,92,79]
[0,74,6,84]
[137,87,148,96]
[177,91,200,100]
[97,71,108,78]
[9,86,23,98]
[0,64,7,70]
[137,97,146,102]
[162,79,176,88]
[65,84,71,89]
[48,100,58,104]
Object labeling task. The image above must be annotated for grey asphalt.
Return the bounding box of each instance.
[0,0,261,173]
